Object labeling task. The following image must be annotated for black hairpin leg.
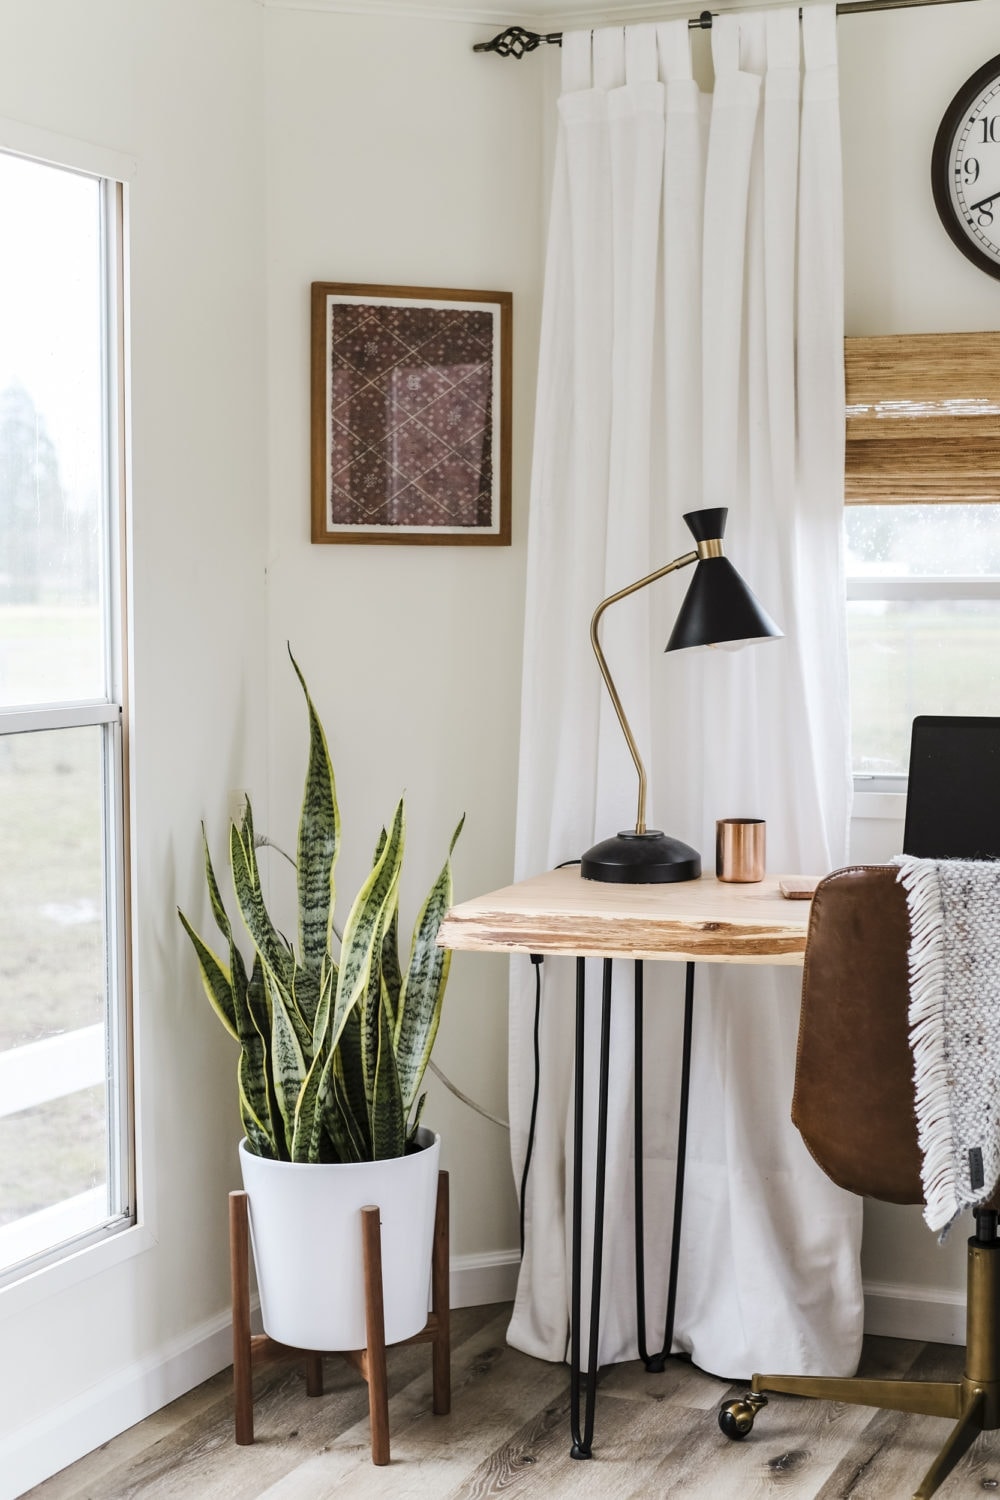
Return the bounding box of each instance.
[569,956,613,1459]
[635,960,695,1372]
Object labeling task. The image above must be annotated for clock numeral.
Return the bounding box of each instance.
[965,156,982,184]
[978,115,1000,144]
[979,204,995,227]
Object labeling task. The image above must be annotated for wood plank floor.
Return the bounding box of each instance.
[24,1304,1000,1499]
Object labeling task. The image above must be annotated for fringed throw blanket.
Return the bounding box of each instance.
[895,857,1000,1237]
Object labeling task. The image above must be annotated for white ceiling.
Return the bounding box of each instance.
[259,0,720,28]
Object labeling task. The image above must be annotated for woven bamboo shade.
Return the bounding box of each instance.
[844,332,1000,504]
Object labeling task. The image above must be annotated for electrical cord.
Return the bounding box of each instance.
[518,857,582,1259]
[427,1058,508,1128]
[519,953,543,1259]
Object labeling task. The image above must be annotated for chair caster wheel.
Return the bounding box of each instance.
[718,1392,768,1440]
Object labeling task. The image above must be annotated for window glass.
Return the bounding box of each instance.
[848,599,1000,775]
[846,503,1000,577]
[846,505,1000,777]
[0,152,105,707]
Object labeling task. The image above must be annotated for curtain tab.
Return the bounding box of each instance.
[593,26,626,90]
[802,3,838,72]
[765,7,800,73]
[562,29,593,94]
[711,14,742,76]
[656,19,693,83]
[625,23,659,85]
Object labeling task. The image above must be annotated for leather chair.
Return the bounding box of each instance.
[718,865,1000,1500]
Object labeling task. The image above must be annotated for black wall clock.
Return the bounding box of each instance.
[932,53,1000,280]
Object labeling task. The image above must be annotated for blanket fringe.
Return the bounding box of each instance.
[895,858,958,1237]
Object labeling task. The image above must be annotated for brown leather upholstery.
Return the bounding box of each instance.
[791,865,924,1205]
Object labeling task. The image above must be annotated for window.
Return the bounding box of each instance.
[844,333,1000,786]
[0,149,131,1284]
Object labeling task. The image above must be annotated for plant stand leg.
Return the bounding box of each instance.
[304,1355,324,1397]
[431,1171,451,1415]
[361,1205,391,1466]
[229,1190,254,1446]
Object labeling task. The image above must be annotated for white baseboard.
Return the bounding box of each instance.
[864,1279,966,1346]
[0,1308,237,1500]
[1,1252,521,1498]
[451,1248,520,1308]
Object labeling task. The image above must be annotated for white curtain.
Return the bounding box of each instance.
[509,6,863,1379]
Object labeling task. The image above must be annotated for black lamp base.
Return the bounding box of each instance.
[580,830,702,884]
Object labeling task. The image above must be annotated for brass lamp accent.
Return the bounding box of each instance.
[581,507,782,884]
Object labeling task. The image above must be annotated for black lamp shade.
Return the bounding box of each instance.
[665,509,782,652]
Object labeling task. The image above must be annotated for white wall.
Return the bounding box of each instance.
[0,1,269,1492]
[841,0,1000,1340]
[261,7,541,1273]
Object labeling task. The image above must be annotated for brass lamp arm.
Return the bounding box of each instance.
[589,549,699,836]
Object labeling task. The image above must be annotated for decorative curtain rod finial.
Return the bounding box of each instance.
[473,26,563,58]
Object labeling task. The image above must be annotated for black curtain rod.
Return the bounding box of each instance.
[474,0,972,56]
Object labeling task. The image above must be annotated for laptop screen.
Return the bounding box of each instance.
[903,715,1000,859]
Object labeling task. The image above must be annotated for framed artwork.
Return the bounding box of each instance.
[311,282,512,545]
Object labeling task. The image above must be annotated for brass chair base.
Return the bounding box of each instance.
[719,1231,1000,1500]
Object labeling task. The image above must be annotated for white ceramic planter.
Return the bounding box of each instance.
[239,1127,441,1351]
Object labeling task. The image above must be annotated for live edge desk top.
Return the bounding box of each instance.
[437,866,810,966]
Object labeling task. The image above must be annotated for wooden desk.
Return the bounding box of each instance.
[439,867,814,1458]
[439,867,810,963]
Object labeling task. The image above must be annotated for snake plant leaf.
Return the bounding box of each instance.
[291,1044,327,1162]
[230,819,309,1052]
[270,983,307,1155]
[333,1007,371,1159]
[371,827,402,1026]
[328,798,405,1059]
[395,814,463,1113]
[245,957,284,1156]
[176,911,239,1040]
[408,1091,427,1143]
[292,963,321,1034]
[311,957,336,1055]
[327,1062,367,1163]
[202,824,239,957]
[239,1049,277,1159]
[229,817,293,987]
[359,931,385,1118]
[289,647,340,971]
[371,993,406,1160]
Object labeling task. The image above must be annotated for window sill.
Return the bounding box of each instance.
[852,790,906,821]
[0,1218,155,1321]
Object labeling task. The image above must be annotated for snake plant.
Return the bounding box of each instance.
[178,650,462,1162]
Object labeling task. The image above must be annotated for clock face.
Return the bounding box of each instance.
[932,54,1000,279]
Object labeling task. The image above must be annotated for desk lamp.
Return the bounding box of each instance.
[581,507,782,884]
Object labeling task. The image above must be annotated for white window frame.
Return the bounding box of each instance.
[0,134,137,1294]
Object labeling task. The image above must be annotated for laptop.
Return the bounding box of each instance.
[903,715,1000,860]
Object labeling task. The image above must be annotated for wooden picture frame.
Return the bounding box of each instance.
[310,282,512,546]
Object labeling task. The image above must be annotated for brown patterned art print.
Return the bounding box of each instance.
[311,282,512,545]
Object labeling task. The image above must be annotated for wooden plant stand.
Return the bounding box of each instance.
[228,1170,450,1466]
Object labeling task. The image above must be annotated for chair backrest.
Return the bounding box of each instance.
[791,865,924,1206]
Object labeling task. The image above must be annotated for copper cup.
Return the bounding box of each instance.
[716,818,766,883]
